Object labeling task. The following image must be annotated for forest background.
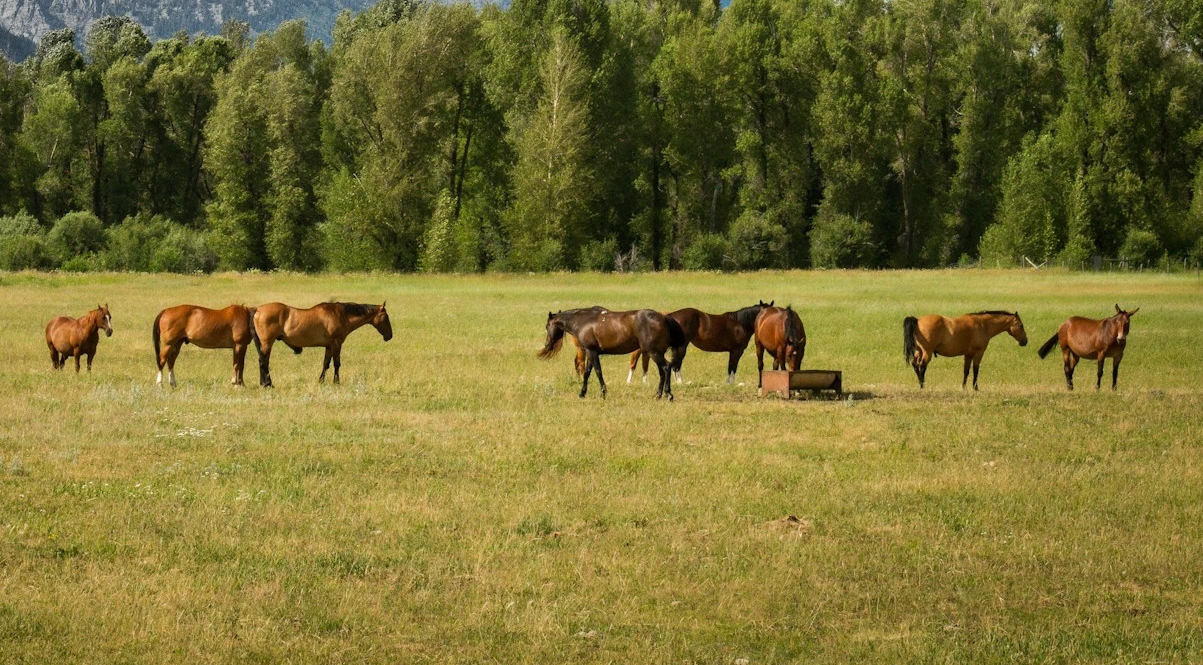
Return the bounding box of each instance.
[1,0,1203,274]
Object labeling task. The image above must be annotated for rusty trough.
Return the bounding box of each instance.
[758,370,843,399]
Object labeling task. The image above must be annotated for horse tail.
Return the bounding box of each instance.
[665,316,687,373]
[1037,332,1059,359]
[784,306,801,342]
[152,310,164,370]
[247,306,263,358]
[903,316,918,364]
[666,315,687,349]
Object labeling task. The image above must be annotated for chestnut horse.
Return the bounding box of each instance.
[45,304,112,372]
[252,302,392,386]
[627,301,773,384]
[153,304,256,387]
[903,310,1027,390]
[1037,304,1138,391]
[754,305,806,388]
[539,308,686,400]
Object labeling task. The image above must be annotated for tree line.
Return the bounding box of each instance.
[1,0,1202,273]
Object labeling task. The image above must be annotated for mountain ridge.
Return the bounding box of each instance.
[0,0,379,62]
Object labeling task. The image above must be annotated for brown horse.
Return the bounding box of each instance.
[903,310,1028,390]
[628,301,772,384]
[1037,304,1138,391]
[754,305,806,388]
[153,304,256,387]
[539,308,686,400]
[45,304,112,372]
[253,302,392,386]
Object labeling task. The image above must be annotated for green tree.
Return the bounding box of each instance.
[502,28,593,270]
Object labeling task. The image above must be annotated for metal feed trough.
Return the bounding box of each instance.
[758,370,843,399]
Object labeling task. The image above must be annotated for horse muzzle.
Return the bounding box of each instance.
[105,329,113,337]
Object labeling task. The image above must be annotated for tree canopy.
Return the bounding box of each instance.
[1,0,1201,273]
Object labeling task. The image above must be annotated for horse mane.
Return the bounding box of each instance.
[731,304,762,329]
[335,302,376,317]
[784,305,802,341]
[969,310,1017,317]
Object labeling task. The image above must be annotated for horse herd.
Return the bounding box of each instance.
[45,302,392,387]
[43,299,1139,397]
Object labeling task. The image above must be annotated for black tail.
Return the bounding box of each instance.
[665,316,688,373]
[1037,332,1059,359]
[152,310,163,370]
[903,316,918,364]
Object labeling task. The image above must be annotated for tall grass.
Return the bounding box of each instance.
[1,269,1201,663]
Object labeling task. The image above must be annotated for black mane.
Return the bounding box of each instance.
[969,310,1016,317]
[335,302,376,317]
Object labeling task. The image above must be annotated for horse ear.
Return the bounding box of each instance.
[548,311,554,320]
[1129,307,1140,316]
[1116,303,1122,313]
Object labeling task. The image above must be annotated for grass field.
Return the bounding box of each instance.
[1,269,1201,663]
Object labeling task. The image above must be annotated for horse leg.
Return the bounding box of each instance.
[594,352,608,399]
[627,350,640,383]
[652,351,672,401]
[755,342,766,388]
[73,349,82,373]
[1096,358,1105,391]
[726,350,742,384]
[971,353,983,391]
[332,343,343,384]
[257,338,275,388]
[86,349,95,372]
[319,346,333,382]
[159,343,181,388]
[915,352,930,389]
[580,350,595,398]
[232,343,247,386]
[1111,356,1122,391]
[1064,352,1078,391]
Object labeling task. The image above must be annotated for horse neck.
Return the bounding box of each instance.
[342,305,378,332]
[980,313,1014,338]
[731,306,760,331]
[79,310,101,333]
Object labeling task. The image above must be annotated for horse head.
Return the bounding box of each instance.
[98,303,113,337]
[785,307,806,371]
[373,302,393,341]
[538,311,566,359]
[1009,312,1027,346]
[1114,304,1139,341]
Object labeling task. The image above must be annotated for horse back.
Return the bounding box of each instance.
[163,304,253,349]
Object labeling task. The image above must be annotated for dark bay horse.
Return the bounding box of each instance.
[539,308,686,400]
[45,304,112,372]
[903,310,1027,390]
[628,301,772,384]
[253,302,392,386]
[153,304,256,387]
[1037,304,1138,391]
[754,305,806,388]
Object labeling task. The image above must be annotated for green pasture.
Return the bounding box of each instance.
[1,269,1201,663]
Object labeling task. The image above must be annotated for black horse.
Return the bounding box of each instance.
[539,308,686,400]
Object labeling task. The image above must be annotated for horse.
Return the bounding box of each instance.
[627,301,773,384]
[153,304,256,387]
[903,310,1028,390]
[1037,304,1138,391]
[252,301,392,386]
[538,308,686,400]
[754,305,806,388]
[45,304,112,372]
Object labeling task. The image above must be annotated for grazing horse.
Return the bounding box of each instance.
[628,301,773,384]
[539,308,686,400]
[45,304,112,372]
[903,310,1028,390]
[153,304,256,387]
[1037,304,1139,391]
[754,305,806,388]
[253,302,393,386]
